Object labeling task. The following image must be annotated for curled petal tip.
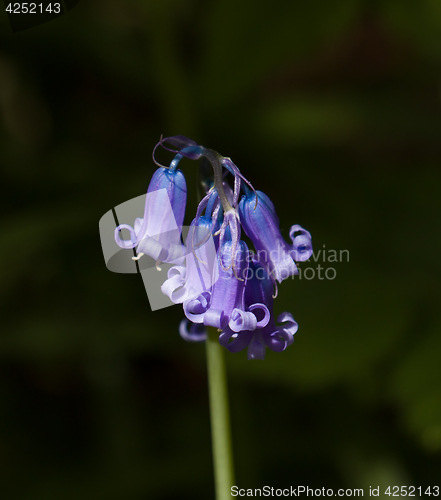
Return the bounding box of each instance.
[115,224,137,249]
[179,318,207,342]
[289,225,313,262]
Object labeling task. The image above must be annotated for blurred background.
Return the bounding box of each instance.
[1,0,441,498]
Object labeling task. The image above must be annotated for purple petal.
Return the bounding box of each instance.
[289,225,313,262]
[161,217,218,304]
[160,265,186,303]
[184,291,211,323]
[115,167,187,265]
[204,240,248,325]
[203,308,228,330]
[239,191,299,283]
[219,210,242,275]
[219,327,253,353]
[276,311,298,340]
[137,236,168,262]
[277,312,299,345]
[248,303,270,328]
[114,224,137,249]
[228,308,257,333]
[263,312,298,352]
[263,332,287,352]
[179,318,207,342]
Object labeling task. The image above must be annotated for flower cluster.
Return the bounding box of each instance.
[114,136,312,360]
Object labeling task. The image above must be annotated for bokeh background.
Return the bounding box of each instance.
[1,1,441,498]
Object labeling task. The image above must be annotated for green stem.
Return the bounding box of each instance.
[206,326,235,500]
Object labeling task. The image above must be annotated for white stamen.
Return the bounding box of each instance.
[132,252,144,261]
[155,259,162,271]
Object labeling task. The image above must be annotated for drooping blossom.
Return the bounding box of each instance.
[219,255,298,360]
[111,135,311,360]
[239,188,313,282]
[183,239,266,333]
[114,166,187,265]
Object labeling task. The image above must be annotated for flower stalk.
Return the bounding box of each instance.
[115,135,313,359]
[106,135,314,499]
[206,326,235,500]
[202,148,233,213]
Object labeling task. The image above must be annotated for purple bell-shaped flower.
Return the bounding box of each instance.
[114,166,187,265]
[239,190,312,282]
[184,239,261,332]
[219,255,298,360]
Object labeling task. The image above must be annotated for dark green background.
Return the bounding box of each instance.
[1,1,440,498]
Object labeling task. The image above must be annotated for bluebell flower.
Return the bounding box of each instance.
[239,189,313,283]
[183,240,250,329]
[114,135,204,265]
[161,214,219,304]
[108,135,311,360]
[114,166,188,265]
[219,255,298,360]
